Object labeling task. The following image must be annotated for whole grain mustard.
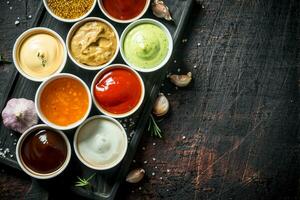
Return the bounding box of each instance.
[47,0,94,19]
[70,21,117,66]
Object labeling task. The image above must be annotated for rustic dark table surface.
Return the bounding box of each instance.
[0,0,300,200]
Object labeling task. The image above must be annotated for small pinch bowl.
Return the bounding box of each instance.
[91,64,145,118]
[120,18,173,73]
[73,115,128,170]
[98,0,150,24]
[16,124,71,179]
[35,73,92,130]
[13,27,67,82]
[66,17,119,71]
[43,0,96,23]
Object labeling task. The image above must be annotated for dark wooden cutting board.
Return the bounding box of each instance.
[0,0,194,199]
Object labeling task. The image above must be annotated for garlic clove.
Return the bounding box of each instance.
[151,0,173,21]
[152,93,169,117]
[169,72,192,87]
[126,168,145,183]
[1,98,38,133]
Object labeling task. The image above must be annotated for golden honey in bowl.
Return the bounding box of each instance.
[40,77,89,126]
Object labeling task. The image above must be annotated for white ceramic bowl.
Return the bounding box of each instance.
[98,0,150,23]
[66,17,119,71]
[73,115,128,170]
[91,64,145,118]
[120,18,173,73]
[16,124,71,179]
[43,0,96,23]
[35,73,92,130]
[13,27,67,82]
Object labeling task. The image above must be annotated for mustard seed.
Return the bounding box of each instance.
[47,0,94,19]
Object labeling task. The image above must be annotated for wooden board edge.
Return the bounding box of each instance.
[70,0,195,199]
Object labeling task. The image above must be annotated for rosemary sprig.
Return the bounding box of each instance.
[75,173,96,187]
[37,52,47,67]
[0,55,12,64]
[148,114,163,138]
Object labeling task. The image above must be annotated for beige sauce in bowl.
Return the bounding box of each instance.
[70,21,117,66]
[17,32,64,79]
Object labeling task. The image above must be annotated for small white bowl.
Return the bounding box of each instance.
[120,18,173,73]
[35,73,92,130]
[73,115,128,170]
[66,17,119,71]
[91,64,145,118]
[16,124,71,179]
[43,0,96,23]
[98,0,150,23]
[13,27,67,82]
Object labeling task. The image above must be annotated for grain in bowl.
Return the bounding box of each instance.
[44,0,96,22]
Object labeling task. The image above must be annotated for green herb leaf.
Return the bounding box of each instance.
[37,52,47,67]
[75,173,96,188]
[148,114,163,138]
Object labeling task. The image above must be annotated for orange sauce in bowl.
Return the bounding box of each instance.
[40,77,89,126]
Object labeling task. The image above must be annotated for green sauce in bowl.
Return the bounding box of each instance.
[123,23,169,69]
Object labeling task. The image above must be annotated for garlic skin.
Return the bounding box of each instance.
[153,93,169,117]
[151,0,173,21]
[1,98,38,133]
[126,168,145,183]
[170,72,192,87]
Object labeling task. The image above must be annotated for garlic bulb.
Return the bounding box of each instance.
[1,98,38,133]
[170,72,192,87]
[151,0,173,21]
[153,93,169,117]
[126,168,145,183]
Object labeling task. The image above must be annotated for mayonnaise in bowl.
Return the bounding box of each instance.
[74,115,128,170]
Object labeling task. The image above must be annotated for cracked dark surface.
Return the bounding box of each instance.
[0,0,300,200]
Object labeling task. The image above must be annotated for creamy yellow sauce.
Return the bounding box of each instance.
[18,33,64,78]
[70,21,117,66]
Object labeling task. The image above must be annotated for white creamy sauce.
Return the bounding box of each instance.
[77,118,126,168]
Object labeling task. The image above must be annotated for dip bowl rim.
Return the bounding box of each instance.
[66,17,120,71]
[16,124,71,179]
[91,63,145,118]
[12,27,67,82]
[43,0,97,23]
[35,73,92,130]
[97,0,151,24]
[73,115,128,170]
[120,18,173,73]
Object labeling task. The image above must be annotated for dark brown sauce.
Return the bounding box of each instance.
[21,129,67,174]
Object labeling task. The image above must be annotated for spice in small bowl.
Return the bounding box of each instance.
[43,0,96,23]
[91,64,145,118]
[16,124,71,179]
[98,0,150,23]
[66,17,119,70]
[35,73,92,130]
[13,27,67,82]
[74,115,128,170]
[120,18,173,73]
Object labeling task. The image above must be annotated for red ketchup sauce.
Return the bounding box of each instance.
[94,68,142,114]
[102,0,147,20]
